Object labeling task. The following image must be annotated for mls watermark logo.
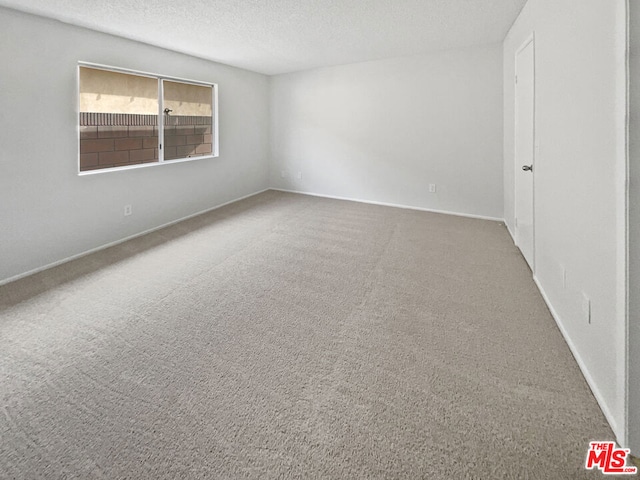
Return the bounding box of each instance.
[585,442,638,475]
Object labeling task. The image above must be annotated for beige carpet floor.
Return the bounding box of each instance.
[0,191,614,479]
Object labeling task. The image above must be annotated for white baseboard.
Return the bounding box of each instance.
[270,188,503,222]
[0,188,270,287]
[533,275,620,440]
[504,217,621,443]
[506,224,516,244]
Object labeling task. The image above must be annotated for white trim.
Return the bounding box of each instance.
[78,154,216,176]
[506,223,516,244]
[533,275,621,441]
[0,188,269,287]
[270,188,503,222]
[515,33,535,56]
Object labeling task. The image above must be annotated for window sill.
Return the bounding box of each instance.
[78,154,218,176]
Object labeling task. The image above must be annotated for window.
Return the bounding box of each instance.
[78,64,217,173]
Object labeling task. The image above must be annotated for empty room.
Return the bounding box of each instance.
[1,0,638,478]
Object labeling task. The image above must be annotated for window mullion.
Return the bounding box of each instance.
[158,78,165,162]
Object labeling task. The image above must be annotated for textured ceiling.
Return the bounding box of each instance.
[0,0,527,75]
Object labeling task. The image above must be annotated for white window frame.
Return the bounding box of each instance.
[77,61,219,175]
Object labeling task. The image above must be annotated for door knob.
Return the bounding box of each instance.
[522,165,533,171]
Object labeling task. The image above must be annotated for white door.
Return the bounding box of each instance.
[515,37,535,270]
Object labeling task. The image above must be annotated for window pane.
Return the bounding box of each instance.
[79,67,159,171]
[162,80,213,161]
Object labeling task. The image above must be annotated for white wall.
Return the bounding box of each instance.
[0,7,270,284]
[629,0,640,456]
[270,45,504,220]
[503,0,628,443]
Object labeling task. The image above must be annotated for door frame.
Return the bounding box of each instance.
[514,33,536,272]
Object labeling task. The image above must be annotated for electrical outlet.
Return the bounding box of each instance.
[124,204,132,216]
[296,171,302,179]
[429,184,437,193]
